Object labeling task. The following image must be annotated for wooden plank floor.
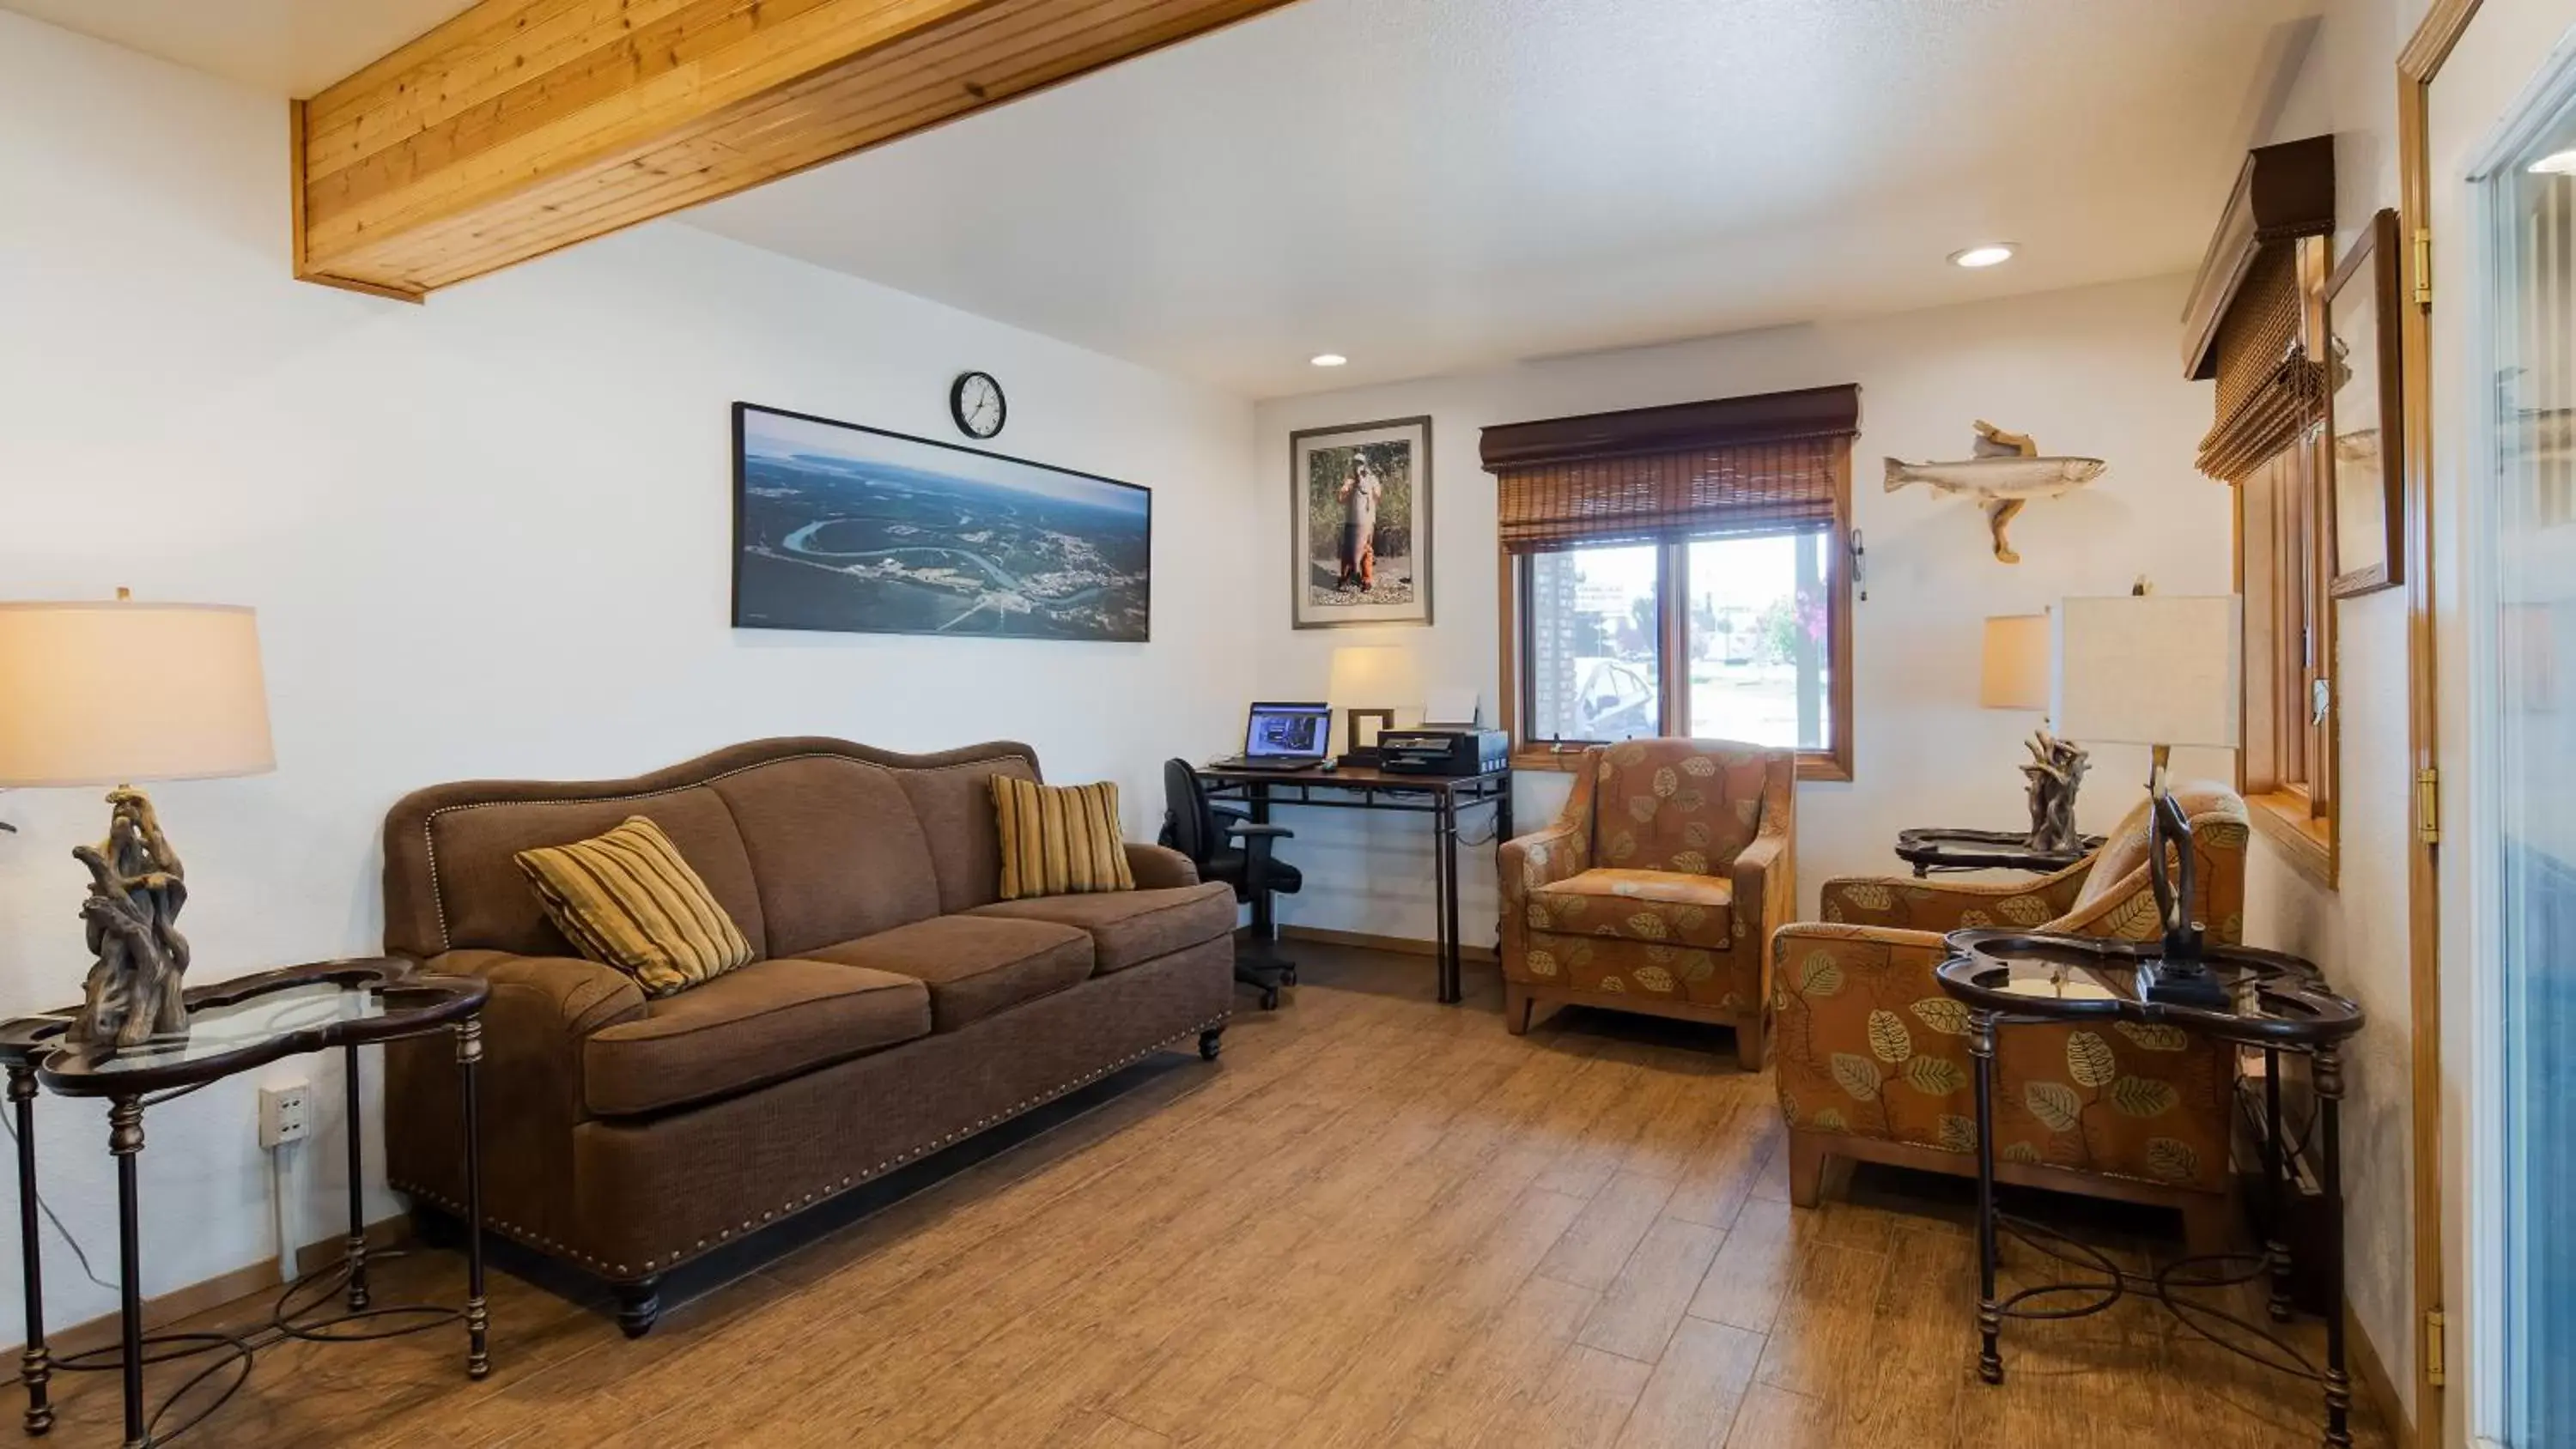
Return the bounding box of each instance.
[34,945,2387,1447]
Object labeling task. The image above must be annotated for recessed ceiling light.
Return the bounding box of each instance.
[2529,149,2576,176]
[1310,354,1349,367]
[1949,244,2016,269]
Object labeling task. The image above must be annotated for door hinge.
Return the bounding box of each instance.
[2413,227,2434,308]
[2416,767,2440,845]
[2425,1308,2446,1388]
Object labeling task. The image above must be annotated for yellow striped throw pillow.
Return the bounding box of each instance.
[515,816,754,997]
[992,777,1136,901]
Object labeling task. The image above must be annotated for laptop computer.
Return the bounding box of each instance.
[1212,701,1333,771]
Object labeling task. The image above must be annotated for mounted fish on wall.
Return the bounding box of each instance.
[1885,421,2105,563]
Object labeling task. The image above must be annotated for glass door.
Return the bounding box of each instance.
[2473,65,2576,1449]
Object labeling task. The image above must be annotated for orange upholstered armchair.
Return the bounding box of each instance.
[1498,739,1795,1070]
[1769,782,2251,1250]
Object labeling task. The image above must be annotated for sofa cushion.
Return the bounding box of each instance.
[582,957,931,1118]
[1528,869,1734,949]
[992,777,1136,900]
[515,816,756,998]
[805,915,1093,1032]
[424,785,768,959]
[968,882,1236,975]
[710,754,943,957]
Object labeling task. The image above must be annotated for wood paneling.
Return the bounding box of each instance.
[26,946,2385,1446]
[289,0,1302,297]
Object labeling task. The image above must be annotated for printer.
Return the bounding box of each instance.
[1378,728,1511,776]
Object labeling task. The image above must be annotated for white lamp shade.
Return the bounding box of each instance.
[0,602,276,786]
[2052,595,2242,749]
[1327,645,1420,709]
[1979,615,2050,711]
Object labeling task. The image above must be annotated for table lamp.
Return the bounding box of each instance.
[0,596,276,1048]
[2052,594,2241,1007]
[1981,613,2088,852]
[1327,645,1419,764]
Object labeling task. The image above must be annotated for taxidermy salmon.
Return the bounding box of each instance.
[1884,421,2105,563]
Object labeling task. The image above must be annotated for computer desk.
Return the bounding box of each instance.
[1195,763,1513,1005]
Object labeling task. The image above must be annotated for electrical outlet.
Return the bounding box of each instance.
[258,1082,312,1149]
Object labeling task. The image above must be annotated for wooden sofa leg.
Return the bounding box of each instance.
[1733,1014,1766,1071]
[1787,1131,1829,1210]
[1504,984,1534,1036]
[2180,1193,2235,1258]
[616,1277,663,1339]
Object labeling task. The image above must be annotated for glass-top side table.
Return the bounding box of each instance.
[0,959,489,1447]
[1893,827,2104,878]
[1935,931,2367,1448]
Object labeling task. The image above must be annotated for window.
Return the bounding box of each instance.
[2199,236,2336,882]
[1485,386,1856,780]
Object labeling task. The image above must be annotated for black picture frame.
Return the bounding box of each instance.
[731,402,1152,642]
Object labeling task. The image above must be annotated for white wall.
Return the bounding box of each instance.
[0,9,1257,1335]
[1246,275,2233,949]
[2249,0,2426,1416]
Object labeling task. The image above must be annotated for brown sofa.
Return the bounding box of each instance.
[379,737,1236,1336]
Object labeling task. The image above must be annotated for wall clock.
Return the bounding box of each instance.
[950,371,1006,440]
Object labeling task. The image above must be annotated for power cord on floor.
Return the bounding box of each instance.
[0,1110,118,1294]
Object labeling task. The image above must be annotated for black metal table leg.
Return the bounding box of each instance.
[107,1098,144,1449]
[2264,1047,2293,1324]
[343,1044,369,1313]
[1971,1012,2002,1385]
[458,1017,489,1379]
[1435,791,1460,1004]
[2318,1046,2350,1447]
[10,1068,51,1437]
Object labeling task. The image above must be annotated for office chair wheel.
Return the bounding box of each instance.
[1280,964,1298,986]
[1260,986,1280,1011]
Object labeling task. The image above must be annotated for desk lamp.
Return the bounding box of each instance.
[1327,645,1419,765]
[2052,594,2241,1008]
[1981,613,2088,852]
[0,595,276,1048]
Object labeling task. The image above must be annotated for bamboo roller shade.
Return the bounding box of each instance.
[2198,245,2326,481]
[1482,385,1859,554]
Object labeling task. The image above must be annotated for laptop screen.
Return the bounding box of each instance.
[1244,702,1332,759]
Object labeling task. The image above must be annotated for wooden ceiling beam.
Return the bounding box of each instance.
[292,0,1300,299]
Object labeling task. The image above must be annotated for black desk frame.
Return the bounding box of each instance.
[1197,767,1511,1004]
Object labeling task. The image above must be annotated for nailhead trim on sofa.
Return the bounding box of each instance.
[391,1010,1230,1280]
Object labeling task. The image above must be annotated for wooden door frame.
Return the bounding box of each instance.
[2396,3,2481,1443]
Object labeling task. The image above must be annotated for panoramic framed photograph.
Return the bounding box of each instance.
[732,403,1151,642]
[2326,209,2404,598]
[1291,415,1432,628]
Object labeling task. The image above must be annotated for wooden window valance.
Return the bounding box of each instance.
[1481,385,1860,555]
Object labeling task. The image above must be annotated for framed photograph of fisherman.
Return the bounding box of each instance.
[732,403,1151,641]
[2324,209,2404,597]
[1291,416,1433,629]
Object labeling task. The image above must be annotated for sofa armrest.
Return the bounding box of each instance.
[383,949,647,1245]
[434,948,650,1040]
[1731,828,1795,964]
[1815,859,2092,932]
[1126,841,1200,889]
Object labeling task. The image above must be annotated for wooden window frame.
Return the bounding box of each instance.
[2233,234,2340,887]
[1496,471,1856,783]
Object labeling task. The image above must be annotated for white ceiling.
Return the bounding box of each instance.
[0,0,475,95]
[11,0,2321,400]
[689,0,2324,397]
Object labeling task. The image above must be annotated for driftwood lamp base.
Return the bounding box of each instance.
[70,788,192,1050]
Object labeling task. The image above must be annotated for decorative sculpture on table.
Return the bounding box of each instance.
[1885,421,2106,563]
[2019,731,2090,853]
[74,790,192,1048]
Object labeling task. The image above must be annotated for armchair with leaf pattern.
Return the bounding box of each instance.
[1770,782,2251,1251]
[1499,738,1794,1070]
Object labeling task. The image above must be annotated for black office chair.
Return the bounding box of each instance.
[1162,759,1302,1009]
